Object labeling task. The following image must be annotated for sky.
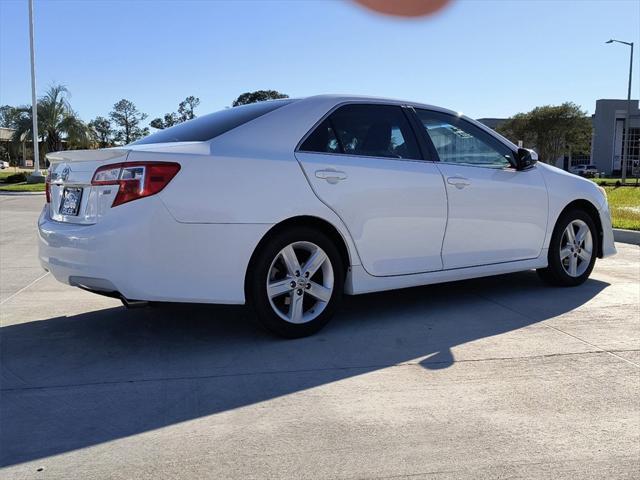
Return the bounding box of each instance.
[1,0,639,124]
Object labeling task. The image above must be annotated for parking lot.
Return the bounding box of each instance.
[1,194,638,479]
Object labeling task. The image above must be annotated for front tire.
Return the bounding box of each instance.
[537,209,598,287]
[247,227,344,338]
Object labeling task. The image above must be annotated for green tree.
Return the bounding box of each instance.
[232,90,288,107]
[150,113,179,130]
[178,96,200,121]
[88,116,114,148]
[10,85,90,159]
[110,99,148,144]
[0,105,21,128]
[497,102,592,164]
[150,96,200,130]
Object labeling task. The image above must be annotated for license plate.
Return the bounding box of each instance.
[60,187,83,216]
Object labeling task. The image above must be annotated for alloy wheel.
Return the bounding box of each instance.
[560,219,593,277]
[266,241,334,324]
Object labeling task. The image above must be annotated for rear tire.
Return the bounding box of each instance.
[247,227,344,338]
[537,209,598,287]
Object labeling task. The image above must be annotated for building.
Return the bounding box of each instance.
[590,99,640,176]
[0,127,47,168]
[0,127,15,156]
[0,127,22,165]
[480,99,640,177]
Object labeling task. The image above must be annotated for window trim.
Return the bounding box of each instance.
[404,106,439,162]
[296,101,426,162]
[409,108,519,170]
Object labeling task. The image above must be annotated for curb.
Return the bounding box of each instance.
[613,228,640,246]
[0,191,45,196]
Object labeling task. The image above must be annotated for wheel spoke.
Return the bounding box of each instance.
[565,224,576,244]
[578,248,592,262]
[560,247,572,260]
[302,248,327,277]
[268,279,293,298]
[575,224,588,245]
[568,255,578,276]
[289,292,304,323]
[306,281,332,302]
[280,245,301,276]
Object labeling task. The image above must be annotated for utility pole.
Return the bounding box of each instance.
[27,0,44,183]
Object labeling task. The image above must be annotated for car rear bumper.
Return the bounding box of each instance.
[38,198,272,304]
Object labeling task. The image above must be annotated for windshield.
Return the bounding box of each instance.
[131,99,295,145]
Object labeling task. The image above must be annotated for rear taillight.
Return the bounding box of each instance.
[91,162,180,207]
[45,173,51,203]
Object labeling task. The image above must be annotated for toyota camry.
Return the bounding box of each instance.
[39,95,616,337]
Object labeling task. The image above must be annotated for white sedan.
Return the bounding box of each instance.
[39,95,616,337]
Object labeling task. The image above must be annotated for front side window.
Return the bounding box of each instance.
[415,109,513,168]
[299,104,421,160]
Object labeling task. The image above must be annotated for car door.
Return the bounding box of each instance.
[295,103,447,277]
[412,108,548,270]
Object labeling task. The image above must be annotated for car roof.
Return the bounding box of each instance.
[296,94,462,117]
[210,94,520,156]
[280,94,519,152]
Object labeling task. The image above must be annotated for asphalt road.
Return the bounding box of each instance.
[1,194,639,480]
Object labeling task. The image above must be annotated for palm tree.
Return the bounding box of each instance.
[11,85,90,166]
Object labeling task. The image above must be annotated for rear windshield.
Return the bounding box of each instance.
[131,99,294,145]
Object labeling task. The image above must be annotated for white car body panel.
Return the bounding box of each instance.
[38,196,270,304]
[38,94,616,305]
[346,256,547,295]
[537,163,616,257]
[296,151,447,276]
[436,162,548,269]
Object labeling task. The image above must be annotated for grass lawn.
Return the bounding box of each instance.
[0,182,46,192]
[605,186,640,231]
[0,169,46,181]
[0,170,26,182]
[595,177,640,186]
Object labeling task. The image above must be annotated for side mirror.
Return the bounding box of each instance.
[516,148,538,170]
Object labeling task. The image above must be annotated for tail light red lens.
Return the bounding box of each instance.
[45,173,51,203]
[91,162,181,207]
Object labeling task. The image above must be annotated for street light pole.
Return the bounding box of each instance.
[27,0,44,181]
[626,43,634,184]
[606,39,634,184]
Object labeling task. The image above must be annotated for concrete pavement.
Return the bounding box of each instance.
[1,195,638,479]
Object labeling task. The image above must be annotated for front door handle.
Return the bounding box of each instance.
[315,169,347,184]
[447,176,471,189]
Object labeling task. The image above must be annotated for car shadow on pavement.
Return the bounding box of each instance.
[0,271,608,467]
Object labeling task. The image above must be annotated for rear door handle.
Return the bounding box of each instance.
[447,176,471,189]
[315,169,347,184]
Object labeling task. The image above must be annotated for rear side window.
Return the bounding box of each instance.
[300,104,421,160]
[132,99,294,145]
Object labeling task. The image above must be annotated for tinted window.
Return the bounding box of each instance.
[415,109,513,168]
[300,104,421,160]
[132,99,294,145]
[298,120,341,154]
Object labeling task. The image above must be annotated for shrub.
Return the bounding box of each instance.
[5,172,28,184]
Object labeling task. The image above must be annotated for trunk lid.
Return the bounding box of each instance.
[47,148,130,224]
